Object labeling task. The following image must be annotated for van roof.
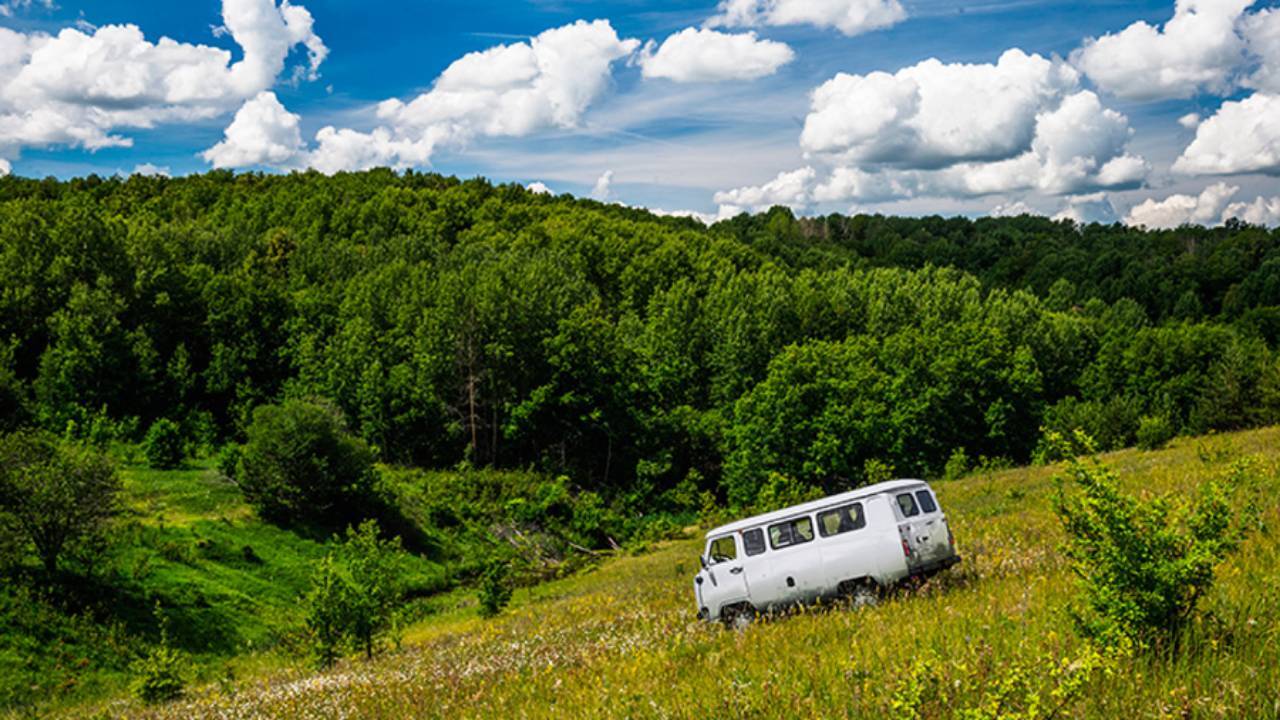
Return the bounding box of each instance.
[704,479,929,538]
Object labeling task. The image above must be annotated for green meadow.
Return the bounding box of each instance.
[51,425,1280,720]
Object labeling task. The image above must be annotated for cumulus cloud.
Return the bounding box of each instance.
[1124,182,1240,228]
[209,20,639,173]
[527,181,553,195]
[713,166,816,214]
[1224,194,1280,225]
[990,200,1039,218]
[639,28,794,83]
[801,50,1080,168]
[1173,93,1280,175]
[783,51,1147,205]
[1073,0,1253,101]
[1052,193,1120,225]
[0,157,9,176]
[708,0,906,37]
[591,170,614,200]
[131,163,170,177]
[0,0,326,167]
[201,91,304,168]
[1244,8,1280,91]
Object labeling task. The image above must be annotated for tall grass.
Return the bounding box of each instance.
[69,427,1280,719]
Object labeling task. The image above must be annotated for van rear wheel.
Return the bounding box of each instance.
[838,579,879,609]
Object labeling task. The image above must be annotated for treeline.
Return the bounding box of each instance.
[2,170,1279,510]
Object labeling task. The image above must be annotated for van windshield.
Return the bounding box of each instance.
[769,517,815,549]
[708,535,736,563]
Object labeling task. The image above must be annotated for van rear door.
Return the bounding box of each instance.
[894,486,952,570]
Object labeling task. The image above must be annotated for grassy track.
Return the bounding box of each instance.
[78,428,1280,719]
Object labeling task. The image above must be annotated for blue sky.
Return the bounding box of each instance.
[2,0,1279,226]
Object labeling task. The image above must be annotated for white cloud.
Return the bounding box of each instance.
[131,163,170,177]
[990,200,1038,218]
[201,91,304,168]
[1244,8,1280,91]
[591,170,614,200]
[1173,93,1280,175]
[713,166,815,213]
[527,181,553,195]
[1178,112,1202,129]
[1124,182,1240,228]
[0,0,326,167]
[1223,194,1280,226]
[0,157,9,176]
[639,28,794,83]
[708,0,906,37]
[800,50,1080,168]
[1052,193,1120,224]
[1073,0,1253,101]
[215,20,640,173]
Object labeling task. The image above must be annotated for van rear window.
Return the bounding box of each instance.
[817,503,866,537]
[769,517,815,549]
[915,489,938,514]
[896,493,920,517]
[743,528,766,556]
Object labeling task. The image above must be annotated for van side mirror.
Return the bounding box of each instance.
[699,555,708,570]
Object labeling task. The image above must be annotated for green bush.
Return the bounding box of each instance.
[215,443,241,481]
[1050,430,1252,650]
[131,606,187,705]
[1136,414,1176,451]
[477,557,513,618]
[237,399,381,527]
[943,448,969,481]
[143,418,185,469]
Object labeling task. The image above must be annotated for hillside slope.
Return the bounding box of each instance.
[81,426,1280,720]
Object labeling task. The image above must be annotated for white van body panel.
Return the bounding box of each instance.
[694,480,960,622]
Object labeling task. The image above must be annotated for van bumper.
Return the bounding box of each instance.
[910,553,961,578]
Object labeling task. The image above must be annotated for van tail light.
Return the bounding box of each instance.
[901,538,912,558]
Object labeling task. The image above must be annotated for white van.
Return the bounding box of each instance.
[693,479,960,625]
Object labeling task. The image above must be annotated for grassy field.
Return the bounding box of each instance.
[66,426,1280,720]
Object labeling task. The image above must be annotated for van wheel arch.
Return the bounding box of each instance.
[837,577,881,608]
[720,602,756,630]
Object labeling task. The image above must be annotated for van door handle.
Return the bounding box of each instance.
[729,567,744,575]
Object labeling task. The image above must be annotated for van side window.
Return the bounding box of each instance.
[769,517,815,549]
[743,528,766,556]
[915,489,938,514]
[708,535,737,563]
[817,503,866,537]
[896,493,920,517]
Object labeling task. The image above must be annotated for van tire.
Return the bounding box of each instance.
[721,603,755,630]
[838,579,879,609]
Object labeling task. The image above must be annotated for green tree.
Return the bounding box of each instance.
[236,399,381,527]
[303,520,405,664]
[0,430,121,574]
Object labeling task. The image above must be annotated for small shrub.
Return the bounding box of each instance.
[143,419,185,469]
[302,520,405,665]
[477,557,513,618]
[1136,414,1176,451]
[943,448,969,481]
[215,443,242,481]
[1049,430,1253,650]
[131,606,187,705]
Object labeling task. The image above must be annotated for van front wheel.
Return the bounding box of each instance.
[721,604,755,630]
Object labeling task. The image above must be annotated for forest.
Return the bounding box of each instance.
[2,170,1278,503]
[1,170,1280,712]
